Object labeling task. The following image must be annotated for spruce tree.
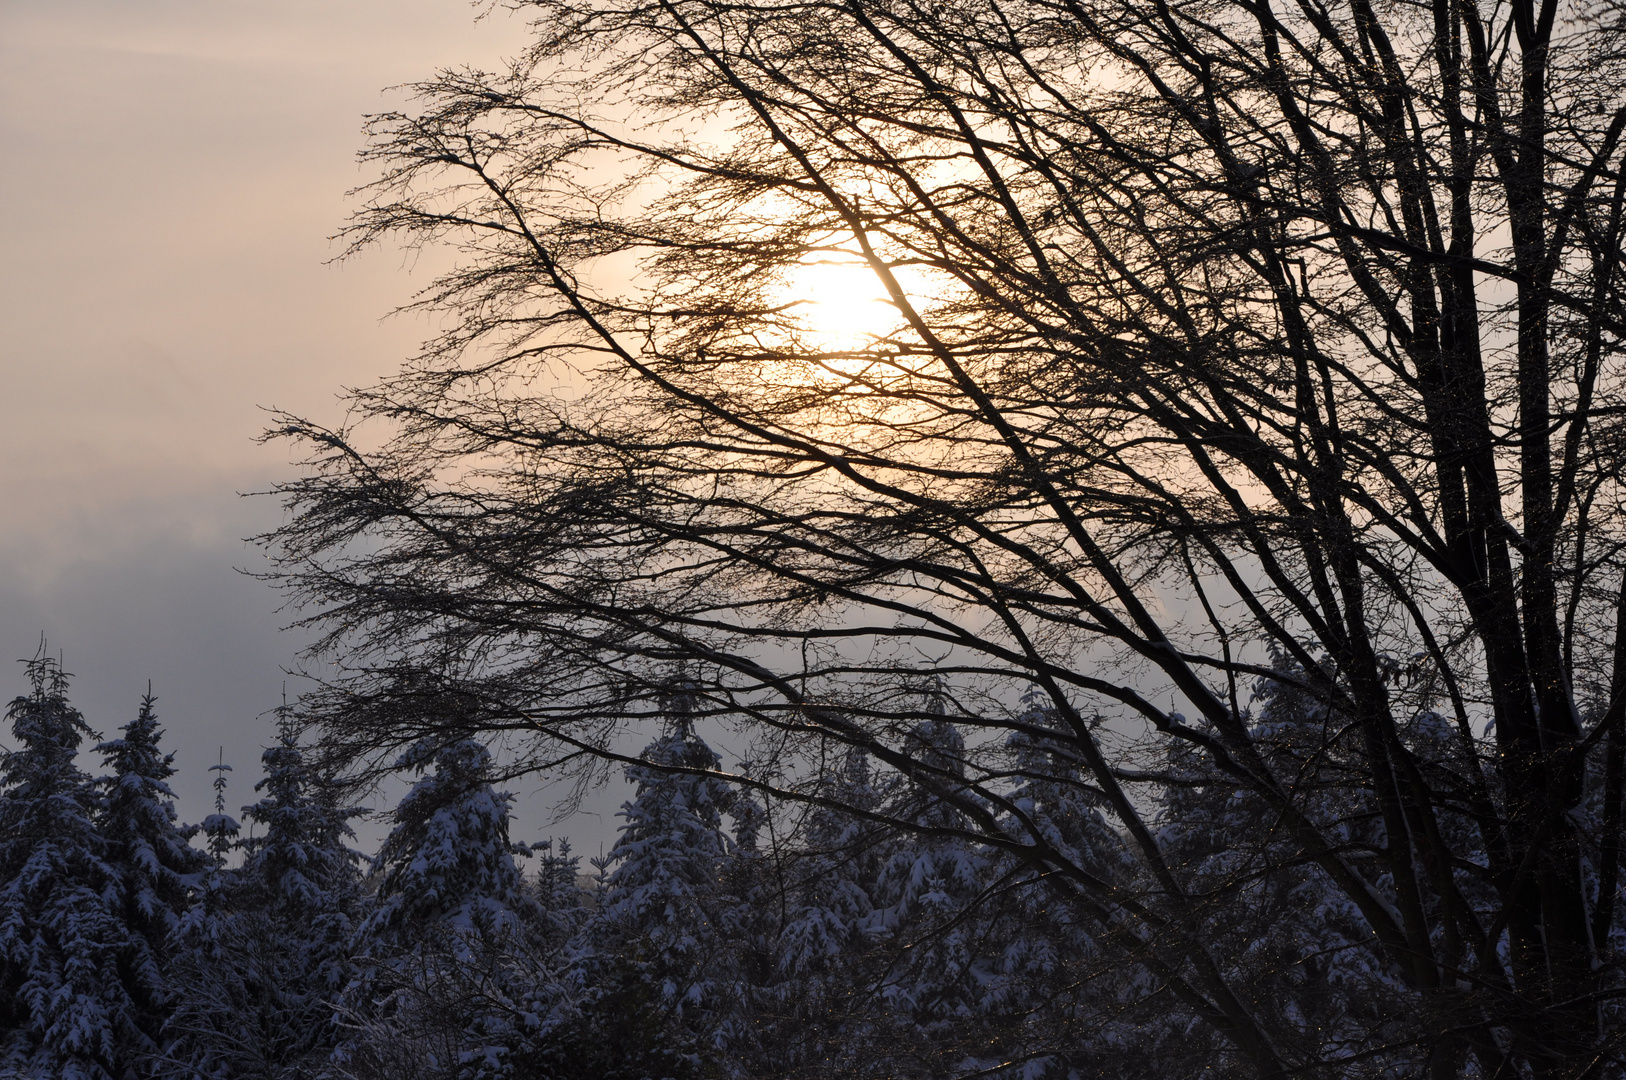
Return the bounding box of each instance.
[0,655,139,1080]
[94,690,210,1075]
[599,711,741,1032]
[1152,662,1408,1076]
[164,712,363,1080]
[337,737,548,1078]
[986,693,1137,1075]
[530,838,586,943]
[501,697,739,1080]
[338,748,604,1080]
[864,709,997,1072]
[356,738,538,952]
[201,750,238,870]
[236,716,364,926]
[192,750,238,922]
[766,745,885,1075]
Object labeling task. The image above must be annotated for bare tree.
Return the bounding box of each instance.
[269,0,1626,1074]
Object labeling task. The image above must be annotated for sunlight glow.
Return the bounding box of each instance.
[773,257,900,353]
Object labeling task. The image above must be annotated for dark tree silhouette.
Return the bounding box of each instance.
[269,0,1626,1074]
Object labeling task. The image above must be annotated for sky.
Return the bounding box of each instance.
[0,0,630,852]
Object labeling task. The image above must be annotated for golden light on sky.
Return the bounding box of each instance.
[774,257,900,353]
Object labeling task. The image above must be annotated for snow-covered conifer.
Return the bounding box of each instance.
[94,690,210,1072]
[200,751,237,871]
[1152,661,1407,1074]
[357,738,537,953]
[467,717,736,1080]
[983,691,1137,1073]
[0,655,144,1080]
[599,702,743,1038]
[530,837,586,943]
[783,747,882,965]
[761,745,884,1075]
[164,711,363,1080]
[863,706,998,1069]
[336,737,557,1080]
[183,749,238,927]
[236,716,364,925]
[163,750,238,1028]
[1005,689,1130,884]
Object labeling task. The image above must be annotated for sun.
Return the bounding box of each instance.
[773,257,899,353]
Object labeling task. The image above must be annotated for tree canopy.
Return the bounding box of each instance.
[268,0,1626,1074]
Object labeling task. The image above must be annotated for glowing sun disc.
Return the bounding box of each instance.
[776,258,898,351]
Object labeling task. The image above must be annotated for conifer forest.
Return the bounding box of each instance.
[6,0,1626,1074]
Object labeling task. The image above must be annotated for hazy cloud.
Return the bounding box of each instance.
[0,0,631,849]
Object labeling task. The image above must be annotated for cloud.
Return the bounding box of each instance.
[0,490,302,830]
[0,0,602,842]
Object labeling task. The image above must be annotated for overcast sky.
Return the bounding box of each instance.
[0,0,628,852]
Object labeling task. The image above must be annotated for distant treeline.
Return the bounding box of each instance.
[4,654,1619,1079]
